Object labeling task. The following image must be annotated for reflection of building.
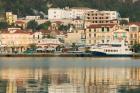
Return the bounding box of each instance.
[48,83,84,93]
[1,65,140,93]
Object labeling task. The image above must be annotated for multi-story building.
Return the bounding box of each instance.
[70,7,92,19]
[85,24,117,45]
[48,8,65,20]
[85,10,120,24]
[64,30,85,46]
[0,29,33,53]
[6,12,17,25]
[128,22,140,45]
[48,7,93,20]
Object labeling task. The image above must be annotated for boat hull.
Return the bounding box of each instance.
[90,51,133,57]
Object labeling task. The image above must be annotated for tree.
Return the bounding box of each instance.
[58,24,71,32]
[0,22,8,29]
[27,20,38,32]
[71,43,78,51]
[132,43,140,53]
[120,20,128,25]
[29,43,37,51]
[38,21,51,30]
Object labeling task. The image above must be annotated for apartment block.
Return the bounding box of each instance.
[6,12,17,25]
[85,10,120,24]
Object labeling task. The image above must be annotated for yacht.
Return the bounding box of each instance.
[89,41,134,57]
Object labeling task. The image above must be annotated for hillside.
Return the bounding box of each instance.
[0,0,139,21]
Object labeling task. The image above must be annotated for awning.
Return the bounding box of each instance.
[46,48,55,51]
[36,48,45,51]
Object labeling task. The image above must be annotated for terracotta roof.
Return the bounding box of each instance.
[39,30,51,34]
[15,20,25,24]
[88,24,116,28]
[39,30,66,35]
[54,21,63,24]
[1,30,33,34]
[128,22,140,26]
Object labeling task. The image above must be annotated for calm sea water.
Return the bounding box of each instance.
[0,57,140,93]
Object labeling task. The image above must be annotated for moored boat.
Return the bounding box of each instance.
[89,41,134,57]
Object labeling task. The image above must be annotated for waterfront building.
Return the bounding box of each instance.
[85,24,117,45]
[0,29,33,53]
[128,22,140,45]
[36,38,63,52]
[64,30,85,46]
[6,12,17,25]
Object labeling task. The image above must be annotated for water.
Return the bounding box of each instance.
[0,57,140,93]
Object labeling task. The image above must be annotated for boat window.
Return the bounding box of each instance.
[111,44,121,47]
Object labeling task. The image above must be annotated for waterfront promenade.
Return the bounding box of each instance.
[0,52,140,57]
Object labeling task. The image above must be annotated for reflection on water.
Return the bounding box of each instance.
[0,57,140,93]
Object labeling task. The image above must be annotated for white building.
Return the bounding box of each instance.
[48,7,93,20]
[48,8,65,20]
[25,16,40,20]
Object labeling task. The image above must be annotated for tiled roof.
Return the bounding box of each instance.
[88,24,116,28]
[128,22,140,26]
[1,30,33,34]
[15,20,25,24]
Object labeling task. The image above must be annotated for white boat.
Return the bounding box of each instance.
[89,41,134,57]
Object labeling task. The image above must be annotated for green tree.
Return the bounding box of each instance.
[71,43,78,51]
[27,20,38,32]
[0,22,8,29]
[58,24,71,31]
[120,20,128,25]
[132,44,140,53]
[38,21,51,30]
[29,43,37,51]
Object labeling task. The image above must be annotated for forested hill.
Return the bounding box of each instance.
[0,0,139,21]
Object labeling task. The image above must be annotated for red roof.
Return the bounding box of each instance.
[88,24,116,28]
[39,29,66,35]
[1,30,33,35]
[15,21,25,24]
[54,21,63,24]
[128,22,140,26]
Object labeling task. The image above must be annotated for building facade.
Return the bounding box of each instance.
[0,29,33,53]
[85,10,120,24]
[6,12,17,25]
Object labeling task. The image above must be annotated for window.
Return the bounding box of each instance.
[114,33,118,38]
[94,28,96,32]
[89,33,91,37]
[122,32,126,38]
[130,27,137,31]
[102,27,104,32]
[107,27,109,32]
